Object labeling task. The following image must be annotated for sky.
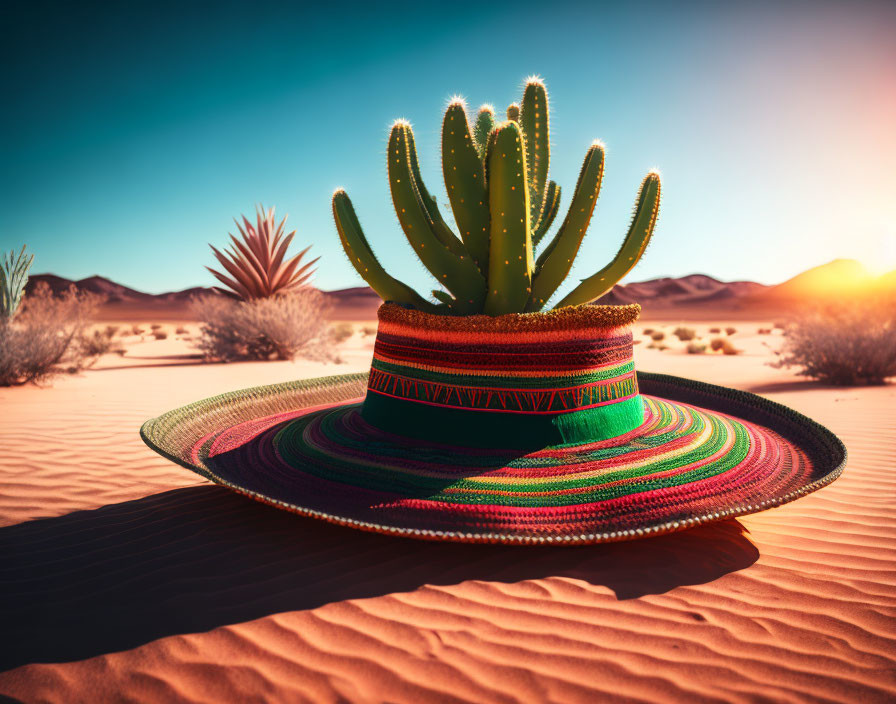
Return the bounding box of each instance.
[1,0,894,296]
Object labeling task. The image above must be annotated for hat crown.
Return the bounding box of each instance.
[361,303,645,448]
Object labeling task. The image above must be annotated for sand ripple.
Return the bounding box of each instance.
[0,364,894,702]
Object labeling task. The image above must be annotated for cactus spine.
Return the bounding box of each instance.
[332,77,661,316]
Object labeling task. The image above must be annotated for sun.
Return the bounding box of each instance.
[853,230,896,275]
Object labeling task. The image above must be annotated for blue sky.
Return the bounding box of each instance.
[1,0,894,295]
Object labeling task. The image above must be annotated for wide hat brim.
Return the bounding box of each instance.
[141,371,845,545]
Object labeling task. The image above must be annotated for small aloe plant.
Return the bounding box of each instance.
[0,245,34,320]
[333,77,661,315]
[207,205,319,300]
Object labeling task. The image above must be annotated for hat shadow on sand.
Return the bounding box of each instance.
[0,484,758,671]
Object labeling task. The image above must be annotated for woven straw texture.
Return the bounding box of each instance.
[141,372,846,545]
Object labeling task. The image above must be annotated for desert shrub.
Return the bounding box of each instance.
[774,321,786,330]
[0,283,101,385]
[175,326,188,335]
[152,330,168,340]
[757,328,772,335]
[771,303,896,385]
[130,325,144,336]
[686,342,707,354]
[191,289,331,362]
[360,325,377,337]
[710,337,739,355]
[650,331,665,341]
[725,327,737,336]
[329,322,354,344]
[78,327,124,359]
[709,327,721,333]
[104,325,120,337]
[673,326,696,341]
[647,343,669,351]
[150,323,162,330]
[642,328,654,336]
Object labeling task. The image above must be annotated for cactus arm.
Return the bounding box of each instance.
[431,289,456,307]
[404,126,469,261]
[531,180,560,248]
[388,122,486,312]
[473,104,496,160]
[484,122,533,315]
[506,102,520,123]
[442,100,490,275]
[527,143,605,311]
[554,171,661,309]
[332,189,436,312]
[520,78,550,223]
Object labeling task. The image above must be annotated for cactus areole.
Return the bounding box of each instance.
[332,77,661,316]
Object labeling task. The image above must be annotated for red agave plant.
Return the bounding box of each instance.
[207,205,318,299]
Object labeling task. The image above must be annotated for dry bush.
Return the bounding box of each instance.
[686,342,707,354]
[642,328,654,336]
[130,325,144,336]
[152,330,168,340]
[150,323,162,330]
[725,326,737,336]
[709,327,721,334]
[78,327,124,359]
[191,289,332,362]
[774,321,786,330]
[329,322,354,344]
[771,303,896,385]
[0,283,102,386]
[175,326,188,335]
[710,337,740,355]
[650,330,665,341]
[673,326,696,341]
[757,328,772,335]
[360,325,377,337]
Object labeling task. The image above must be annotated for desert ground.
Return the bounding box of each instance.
[0,318,894,703]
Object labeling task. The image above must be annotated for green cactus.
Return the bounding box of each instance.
[332,190,438,312]
[527,141,605,311]
[484,121,533,315]
[0,245,34,320]
[473,104,496,160]
[555,172,661,308]
[332,77,661,316]
[442,100,490,274]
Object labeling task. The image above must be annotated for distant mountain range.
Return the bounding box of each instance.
[25,259,895,321]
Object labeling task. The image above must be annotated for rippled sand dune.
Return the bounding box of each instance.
[1,326,894,703]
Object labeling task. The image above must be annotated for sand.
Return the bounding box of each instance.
[0,321,894,703]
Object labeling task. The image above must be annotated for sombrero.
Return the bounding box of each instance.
[141,302,846,545]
